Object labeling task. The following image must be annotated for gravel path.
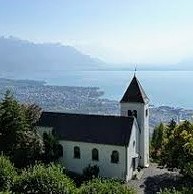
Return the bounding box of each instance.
[127,163,182,194]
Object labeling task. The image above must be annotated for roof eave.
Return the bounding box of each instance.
[120,99,149,104]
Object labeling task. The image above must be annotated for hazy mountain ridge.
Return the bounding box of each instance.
[0,36,192,74]
[0,36,105,73]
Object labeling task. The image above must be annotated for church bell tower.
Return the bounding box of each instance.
[120,75,150,167]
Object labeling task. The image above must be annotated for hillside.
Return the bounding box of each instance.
[0,36,105,74]
[1,78,193,130]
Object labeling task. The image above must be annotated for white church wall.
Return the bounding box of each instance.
[59,140,127,180]
[143,103,150,167]
[120,102,149,167]
[120,102,144,121]
[126,122,139,181]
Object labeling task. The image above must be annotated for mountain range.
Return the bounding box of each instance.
[0,36,105,74]
[0,36,192,76]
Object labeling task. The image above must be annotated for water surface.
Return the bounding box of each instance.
[3,70,193,109]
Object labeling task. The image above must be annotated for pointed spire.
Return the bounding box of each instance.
[120,75,149,104]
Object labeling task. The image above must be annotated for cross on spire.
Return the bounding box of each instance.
[134,65,137,76]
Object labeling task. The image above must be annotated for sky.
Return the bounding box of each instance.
[0,0,193,65]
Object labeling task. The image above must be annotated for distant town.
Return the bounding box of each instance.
[0,78,193,132]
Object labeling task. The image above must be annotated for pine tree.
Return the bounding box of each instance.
[0,91,28,155]
[42,132,63,163]
[150,123,165,160]
[0,91,44,168]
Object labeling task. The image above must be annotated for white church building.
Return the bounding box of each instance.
[38,75,150,181]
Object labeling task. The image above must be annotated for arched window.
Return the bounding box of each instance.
[57,144,63,158]
[92,148,99,161]
[43,132,48,139]
[133,110,137,118]
[74,146,80,159]
[111,150,119,163]
[146,109,148,117]
[128,110,132,116]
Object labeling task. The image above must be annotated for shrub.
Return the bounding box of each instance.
[159,187,193,194]
[78,178,136,194]
[0,155,16,191]
[12,163,75,194]
[82,165,99,181]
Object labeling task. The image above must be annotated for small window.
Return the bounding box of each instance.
[128,110,132,116]
[74,146,80,159]
[133,110,137,118]
[133,140,135,147]
[146,109,148,117]
[111,150,119,163]
[92,148,99,161]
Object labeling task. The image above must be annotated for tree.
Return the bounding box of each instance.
[78,178,135,194]
[0,91,44,168]
[150,123,165,160]
[12,163,75,194]
[159,120,193,177]
[0,91,29,155]
[13,130,44,168]
[42,132,63,164]
[164,118,177,142]
[0,155,16,192]
[167,119,176,134]
[22,104,42,129]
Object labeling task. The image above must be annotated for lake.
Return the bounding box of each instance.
[3,70,193,109]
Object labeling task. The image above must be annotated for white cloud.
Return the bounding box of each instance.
[66,25,193,66]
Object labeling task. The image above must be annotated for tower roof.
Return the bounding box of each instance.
[120,75,149,104]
